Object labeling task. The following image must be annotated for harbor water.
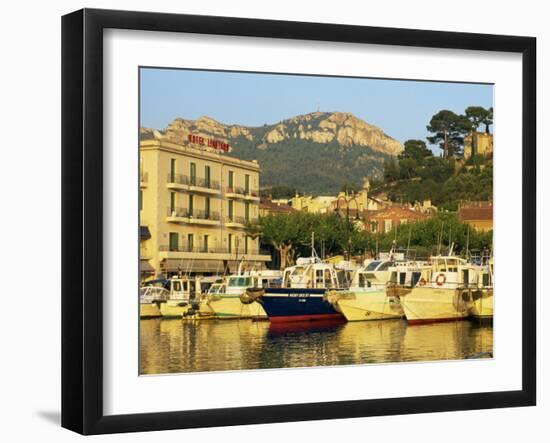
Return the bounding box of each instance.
[140,318,493,375]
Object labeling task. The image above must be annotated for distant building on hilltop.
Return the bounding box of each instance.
[464,132,493,160]
[458,201,493,231]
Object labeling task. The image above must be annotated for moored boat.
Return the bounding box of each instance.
[326,258,402,321]
[139,284,169,318]
[470,257,494,319]
[400,247,478,324]
[207,270,281,319]
[160,277,213,318]
[257,244,349,323]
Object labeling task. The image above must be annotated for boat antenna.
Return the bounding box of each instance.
[406,224,412,260]
[465,225,470,259]
[437,221,444,256]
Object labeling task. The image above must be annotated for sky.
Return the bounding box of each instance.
[140,68,493,151]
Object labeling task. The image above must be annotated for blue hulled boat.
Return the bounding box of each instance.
[257,242,351,323]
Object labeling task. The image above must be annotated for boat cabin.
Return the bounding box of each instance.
[424,256,479,288]
[282,262,342,289]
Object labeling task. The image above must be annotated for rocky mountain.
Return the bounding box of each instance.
[141,112,403,194]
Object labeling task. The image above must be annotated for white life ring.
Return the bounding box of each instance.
[435,273,447,286]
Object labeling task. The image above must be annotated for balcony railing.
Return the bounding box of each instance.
[167,173,220,190]
[167,207,220,221]
[225,215,246,224]
[159,245,264,255]
[225,186,260,198]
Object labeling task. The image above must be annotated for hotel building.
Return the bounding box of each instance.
[140,139,271,280]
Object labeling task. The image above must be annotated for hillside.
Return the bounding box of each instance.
[141,112,403,195]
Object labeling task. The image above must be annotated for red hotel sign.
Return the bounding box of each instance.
[188,134,230,152]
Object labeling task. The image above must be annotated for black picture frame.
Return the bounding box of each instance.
[62,8,536,435]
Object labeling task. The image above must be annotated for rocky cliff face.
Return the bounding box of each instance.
[141,111,403,156]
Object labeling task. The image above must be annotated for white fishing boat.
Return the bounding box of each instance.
[139,285,169,319]
[207,269,282,319]
[159,276,213,319]
[326,258,401,321]
[470,257,494,319]
[400,245,478,324]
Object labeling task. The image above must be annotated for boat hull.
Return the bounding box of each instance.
[140,302,162,319]
[207,296,267,319]
[259,288,344,323]
[401,287,471,324]
[470,289,494,318]
[330,289,404,321]
[159,300,193,318]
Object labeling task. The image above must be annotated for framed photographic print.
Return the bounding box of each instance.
[61,8,536,435]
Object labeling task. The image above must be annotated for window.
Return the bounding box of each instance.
[365,260,381,271]
[139,190,143,211]
[245,174,250,194]
[205,197,210,218]
[378,261,393,271]
[170,158,176,182]
[188,195,194,216]
[245,202,250,222]
[169,232,179,251]
[244,236,248,254]
[190,162,196,185]
[228,234,233,253]
[228,170,234,190]
[315,269,324,287]
[203,235,209,253]
[187,234,194,252]
[170,192,175,213]
[228,200,234,220]
[205,165,211,188]
[384,219,393,233]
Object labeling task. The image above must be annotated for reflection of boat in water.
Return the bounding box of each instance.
[139,284,169,318]
[207,270,281,319]
[400,246,478,324]
[470,257,494,319]
[326,257,412,321]
[267,318,345,336]
[400,320,493,361]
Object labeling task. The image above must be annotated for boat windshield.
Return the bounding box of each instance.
[365,260,381,271]
[228,277,252,287]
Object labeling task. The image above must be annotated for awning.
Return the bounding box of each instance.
[140,260,155,272]
[226,260,266,273]
[161,259,226,273]
[140,226,151,240]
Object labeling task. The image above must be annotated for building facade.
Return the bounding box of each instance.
[140,139,271,280]
[365,205,429,234]
[464,131,494,160]
[458,201,493,231]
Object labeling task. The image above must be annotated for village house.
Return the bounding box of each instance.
[457,201,493,231]
[364,205,430,234]
[259,197,296,217]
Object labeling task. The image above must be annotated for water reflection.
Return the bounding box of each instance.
[140,318,493,375]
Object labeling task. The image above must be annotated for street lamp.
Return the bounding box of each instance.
[334,193,360,260]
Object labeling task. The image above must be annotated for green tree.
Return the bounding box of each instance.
[427,110,470,158]
[464,106,489,132]
[399,139,433,163]
[483,107,494,133]
[383,157,400,182]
